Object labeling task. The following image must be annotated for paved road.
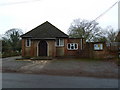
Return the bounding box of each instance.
[2,73,118,88]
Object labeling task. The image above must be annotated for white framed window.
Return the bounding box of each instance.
[94,44,103,50]
[26,39,31,47]
[67,43,78,50]
[56,38,64,46]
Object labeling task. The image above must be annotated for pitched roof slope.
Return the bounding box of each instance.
[21,21,68,39]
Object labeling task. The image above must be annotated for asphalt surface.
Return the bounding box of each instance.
[2,73,118,88]
[2,56,118,78]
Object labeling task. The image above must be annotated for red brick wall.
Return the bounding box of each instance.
[22,39,31,57]
[22,38,117,59]
[64,38,84,56]
[22,38,86,57]
[47,40,56,57]
[85,42,117,59]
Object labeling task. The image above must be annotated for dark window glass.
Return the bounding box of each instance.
[26,39,31,47]
[67,43,78,50]
[68,44,70,48]
[75,44,77,48]
[56,39,59,46]
[71,45,74,49]
[27,39,29,46]
[56,39,64,46]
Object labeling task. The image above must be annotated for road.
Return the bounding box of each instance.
[2,73,118,88]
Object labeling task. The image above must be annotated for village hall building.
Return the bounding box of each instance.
[21,21,85,58]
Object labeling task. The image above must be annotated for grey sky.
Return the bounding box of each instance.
[0,0,118,35]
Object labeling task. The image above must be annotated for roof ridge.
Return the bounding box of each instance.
[21,21,50,37]
[45,21,68,36]
[21,21,68,38]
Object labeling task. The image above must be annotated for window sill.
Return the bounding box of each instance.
[67,49,78,50]
[26,46,31,47]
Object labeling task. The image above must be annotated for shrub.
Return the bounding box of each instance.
[2,51,21,58]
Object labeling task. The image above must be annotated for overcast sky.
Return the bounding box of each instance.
[0,0,118,35]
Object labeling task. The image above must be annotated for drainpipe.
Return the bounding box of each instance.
[81,38,83,50]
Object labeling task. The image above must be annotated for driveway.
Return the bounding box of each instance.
[2,56,119,78]
[2,73,118,88]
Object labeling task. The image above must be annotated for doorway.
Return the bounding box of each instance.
[38,40,47,56]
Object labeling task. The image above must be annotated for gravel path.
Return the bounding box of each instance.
[2,56,32,72]
[2,56,118,78]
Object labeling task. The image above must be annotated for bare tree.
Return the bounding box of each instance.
[105,26,118,42]
[115,29,120,42]
[68,19,103,42]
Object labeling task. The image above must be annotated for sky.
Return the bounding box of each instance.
[0,0,118,35]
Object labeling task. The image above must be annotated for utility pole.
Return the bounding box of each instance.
[118,1,120,30]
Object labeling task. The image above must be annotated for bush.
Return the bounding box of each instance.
[2,51,21,58]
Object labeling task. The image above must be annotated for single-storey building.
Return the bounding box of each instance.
[21,21,118,59]
[21,21,85,58]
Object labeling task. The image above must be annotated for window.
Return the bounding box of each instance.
[56,39,64,46]
[67,43,78,50]
[94,44,103,50]
[26,39,31,47]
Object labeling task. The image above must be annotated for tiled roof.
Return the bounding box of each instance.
[21,21,68,39]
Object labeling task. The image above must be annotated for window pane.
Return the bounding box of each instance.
[60,39,64,46]
[71,46,74,49]
[27,39,29,46]
[56,39,64,46]
[75,44,77,49]
[68,44,70,49]
[67,43,78,50]
[71,44,74,49]
[56,39,59,46]
[26,39,31,47]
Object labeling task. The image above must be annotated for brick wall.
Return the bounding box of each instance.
[64,38,84,57]
[47,40,56,57]
[83,42,118,59]
[22,38,117,59]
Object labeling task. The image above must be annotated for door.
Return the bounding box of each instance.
[38,40,47,56]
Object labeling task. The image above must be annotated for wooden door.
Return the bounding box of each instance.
[38,40,47,56]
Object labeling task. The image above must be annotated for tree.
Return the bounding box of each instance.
[92,36,107,42]
[2,28,23,53]
[105,26,118,42]
[115,30,120,42]
[68,19,103,42]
